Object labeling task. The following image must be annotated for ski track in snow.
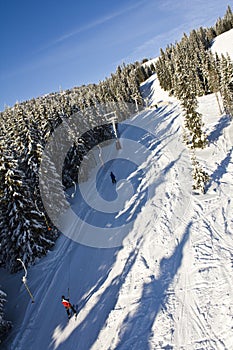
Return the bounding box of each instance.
[1,31,233,350]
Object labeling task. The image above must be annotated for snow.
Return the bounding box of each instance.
[211,28,233,59]
[1,30,233,350]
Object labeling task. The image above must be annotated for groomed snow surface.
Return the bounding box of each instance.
[1,30,233,350]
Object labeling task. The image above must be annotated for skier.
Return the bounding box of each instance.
[61,295,77,319]
[110,171,116,184]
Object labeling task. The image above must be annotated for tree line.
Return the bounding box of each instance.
[155,5,233,192]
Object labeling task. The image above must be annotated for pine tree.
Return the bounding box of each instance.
[191,152,210,194]
[222,5,233,32]
[155,46,175,93]
[183,100,208,149]
[0,289,11,341]
[205,52,223,114]
[206,26,217,43]
[173,42,207,149]
[219,54,233,116]
[0,161,56,272]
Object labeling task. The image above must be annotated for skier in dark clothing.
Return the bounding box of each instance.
[110,171,116,184]
[61,295,77,319]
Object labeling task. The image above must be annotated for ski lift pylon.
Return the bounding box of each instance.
[103,111,122,151]
[71,181,77,198]
[115,139,122,150]
[17,258,35,303]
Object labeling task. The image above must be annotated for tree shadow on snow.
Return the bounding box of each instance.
[55,242,140,350]
[208,115,231,143]
[115,221,192,350]
[140,78,155,101]
[47,243,122,350]
[206,148,232,191]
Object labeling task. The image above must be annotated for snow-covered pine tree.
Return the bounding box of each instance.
[155,46,175,93]
[0,160,57,272]
[205,52,223,114]
[191,151,210,194]
[0,289,11,341]
[219,54,233,117]
[188,29,208,96]
[214,6,233,36]
[221,5,233,32]
[173,41,207,149]
[191,152,210,194]
[136,64,149,84]
[183,103,208,149]
[196,26,211,50]
[206,26,217,43]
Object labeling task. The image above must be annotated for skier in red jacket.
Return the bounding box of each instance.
[61,295,77,319]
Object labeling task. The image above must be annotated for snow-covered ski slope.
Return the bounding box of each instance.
[1,30,233,350]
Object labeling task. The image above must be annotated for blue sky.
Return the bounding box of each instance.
[0,0,231,110]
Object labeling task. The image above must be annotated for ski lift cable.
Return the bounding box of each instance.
[67,244,72,301]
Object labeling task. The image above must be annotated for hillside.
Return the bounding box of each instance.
[211,28,233,57]
[0,29,232,349]
[0,11,233,350]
